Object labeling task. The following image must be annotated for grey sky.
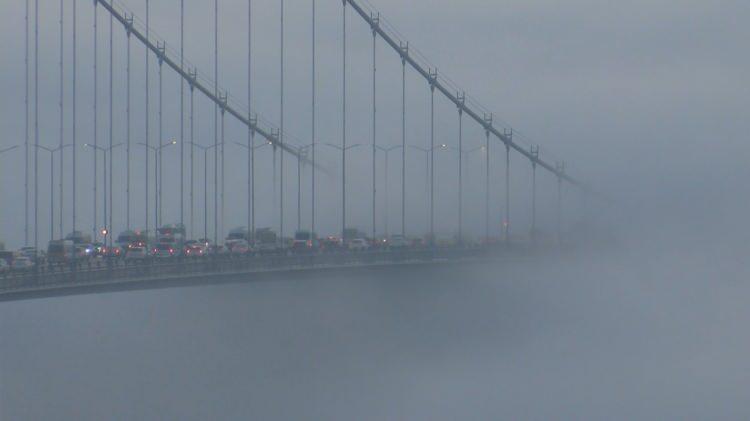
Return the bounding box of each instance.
[1,2,750,419]
[0,0,748,247]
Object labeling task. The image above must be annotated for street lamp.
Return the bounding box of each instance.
[37,144,72,242]
[290,143,314,233]
[408,143,448,243]
[374,145,402,237]
[188,142,218,243]
[0,146,19,243]
[84,142,122,246]
[138,139,176,230]
[234,140,272,239]
[448,144,484,244]
[324,142,361,237]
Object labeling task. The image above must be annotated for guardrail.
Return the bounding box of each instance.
[0,247,495,295]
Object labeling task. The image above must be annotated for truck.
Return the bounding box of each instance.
[156,224,186,255]
[65,231,92,245]
[291,230,318,253]
[254,228,278,254]
[117,230,150,250]
[47,240,75,263]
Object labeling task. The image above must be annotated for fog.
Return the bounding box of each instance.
[1,0,749,419]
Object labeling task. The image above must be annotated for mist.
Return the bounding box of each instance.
[1,0,749,419]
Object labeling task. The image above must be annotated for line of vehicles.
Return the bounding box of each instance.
[0,223,475,272]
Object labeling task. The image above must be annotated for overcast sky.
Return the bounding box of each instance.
[0,0,748,247]
[2,2,750,420]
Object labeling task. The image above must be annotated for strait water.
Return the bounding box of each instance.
[1,247,748,420]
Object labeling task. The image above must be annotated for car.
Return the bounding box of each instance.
[207,244,227,255]
[320,236,344,252]
[0,259,9,274]
[104,246,123,258]
[11,255,34,271]
[184,243,206,257]
[229,240,250,255]
[125,246,149,261]
[291,239,317,254]
[347,238,370,252]
[75,244,95,260]
[371,237,389,250]
[92,242,107,256]
[19,246,41,261]
[152,243,177,258]
[388,234,408,249]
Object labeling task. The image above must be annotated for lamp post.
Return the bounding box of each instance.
[290,144,313,233]
[234,140,272,238]
[84,142,122,246]
[36,144,71,243]
[0,146,19,242]
[449,145,484,243]
[408,143,447,243]
[324,142,361,237]
[188,142,217,243]
[374,145,402,238]
[138,139,176,230]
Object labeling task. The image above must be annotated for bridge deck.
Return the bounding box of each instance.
[0,248,504,302]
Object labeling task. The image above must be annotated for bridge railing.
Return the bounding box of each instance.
[0,247,492,294]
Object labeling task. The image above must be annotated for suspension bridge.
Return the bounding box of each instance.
[0,0,599,299]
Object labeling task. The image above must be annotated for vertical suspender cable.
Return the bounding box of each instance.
[190,88,195,239]
[158,49,163,227]
[34,0,39,251]
[342,0,346,237]
[429,80,435,245]
[126,14,131,231]
[458,108,463,244]
[311,0,316,237]
[401,53,406,237]
[189,79,195,239]
[213,0,218,245]
[505,143,510,244]
[109,10,114,247]
[280,0,285,242]
[59,0,64,239]
[93,0,98,242]
[145,0,150,234]
[248,0,254,238]
[371,20,377,240]
[220,105,225,240]
[180,0,185,230]
[485,129,490,241]
[531,155,537,243]
[72,0,78,236]
[25,0,29,246]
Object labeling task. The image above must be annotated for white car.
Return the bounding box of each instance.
[125,246,149,261]
[12,256,34,271]
[388,235,408,249]
[19,247,40,260]
[347,239,370,252]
